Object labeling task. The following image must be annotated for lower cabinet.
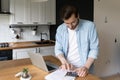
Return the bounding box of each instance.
[13,48,36,60]
[36,46,55,56]
[13,46,55,59]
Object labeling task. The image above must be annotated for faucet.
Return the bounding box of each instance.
[40,33,48,42]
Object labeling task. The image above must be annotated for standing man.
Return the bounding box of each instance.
[55,4,99,77]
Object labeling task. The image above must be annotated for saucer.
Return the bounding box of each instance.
[20,75,32,80]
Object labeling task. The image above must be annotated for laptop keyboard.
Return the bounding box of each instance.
[46,64,56,71]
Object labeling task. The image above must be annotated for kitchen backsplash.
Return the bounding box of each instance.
[0,15,50,42]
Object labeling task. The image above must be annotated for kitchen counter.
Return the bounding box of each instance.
[0,55,101,80]
[0,40,55,50]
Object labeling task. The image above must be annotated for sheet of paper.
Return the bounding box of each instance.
[45,69,75,80]
[63,76,76,80]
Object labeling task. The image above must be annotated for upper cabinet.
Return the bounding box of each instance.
[10,0,56,25]
[0,0,10,14]
[30,0,56,25]
[45,0,56,24]
[10,0,30,24]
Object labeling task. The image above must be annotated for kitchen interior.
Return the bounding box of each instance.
[0,0,120,80]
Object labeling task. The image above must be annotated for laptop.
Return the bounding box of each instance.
[28,53,59,72]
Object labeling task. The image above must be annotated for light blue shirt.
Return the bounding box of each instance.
[55,19,99,71]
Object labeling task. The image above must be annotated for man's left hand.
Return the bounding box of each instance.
[74,66,88,77]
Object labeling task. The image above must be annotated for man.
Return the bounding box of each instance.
[55,5,99,77]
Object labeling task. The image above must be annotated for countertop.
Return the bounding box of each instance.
[0,40,55,50]
[0,56,101,80]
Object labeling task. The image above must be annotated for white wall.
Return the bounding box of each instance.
[0,15,50,42]
[94,0,120,77]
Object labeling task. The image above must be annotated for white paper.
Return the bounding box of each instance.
[45,69,75,80]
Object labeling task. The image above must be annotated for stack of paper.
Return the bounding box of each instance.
[45,69,75,80]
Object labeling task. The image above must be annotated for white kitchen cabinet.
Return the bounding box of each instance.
[13,46,55,59]
[13,48,36,59]
[36,46,55,56]
[30,0,56,25]
[10,0,30,24]
[30,2,46,24]
[10,0,56,25]
[45,0,56,24]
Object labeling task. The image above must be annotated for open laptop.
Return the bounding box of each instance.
[28,53,59,72]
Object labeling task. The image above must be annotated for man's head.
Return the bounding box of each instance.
[60,5,79,30]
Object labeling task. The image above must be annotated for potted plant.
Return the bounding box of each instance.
[20,68,31,80]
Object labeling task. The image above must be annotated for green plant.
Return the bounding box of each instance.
[22,68,29,78]
[22,68,28,74]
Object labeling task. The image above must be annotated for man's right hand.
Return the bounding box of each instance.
[59,62,74,71]
[57,54,74,71]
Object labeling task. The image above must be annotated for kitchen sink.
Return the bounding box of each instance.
[34,40,55,44]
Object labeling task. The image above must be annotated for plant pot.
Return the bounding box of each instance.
[20,74,31,80]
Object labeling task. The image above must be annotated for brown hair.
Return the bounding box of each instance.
[60,5,79,20]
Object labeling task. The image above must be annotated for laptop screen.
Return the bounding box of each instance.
[28,53,58,72]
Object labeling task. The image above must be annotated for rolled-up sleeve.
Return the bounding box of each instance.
[88,23,99,59]
[55,26,64,56]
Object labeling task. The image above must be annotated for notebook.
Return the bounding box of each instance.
[28,53,59,72]
[45,69,76,80]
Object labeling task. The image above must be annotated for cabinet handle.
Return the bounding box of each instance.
[33,22,38,24]
[17,22,23,24]
[39,48,40,53]
[47,22,51,25]
[36,48,37,53]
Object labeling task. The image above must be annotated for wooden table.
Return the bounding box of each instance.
[0,56,101,80]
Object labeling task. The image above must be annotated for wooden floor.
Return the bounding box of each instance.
[102,73,120,80]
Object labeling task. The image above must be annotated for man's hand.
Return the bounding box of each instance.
[59,62,74,71]
[74,66,88,77]
[57,54,74,71]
